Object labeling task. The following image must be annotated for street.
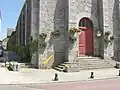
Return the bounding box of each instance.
[19,78,120,90]
[0,51,119,90]
[0,85,39,90]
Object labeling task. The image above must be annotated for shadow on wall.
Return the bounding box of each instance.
[53,0,69,66]
[91,0,104,58]
[7,31,16,52]
[113,0,120,61]
[7,31,21,62]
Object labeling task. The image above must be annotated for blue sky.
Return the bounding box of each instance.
[0,0,24,40]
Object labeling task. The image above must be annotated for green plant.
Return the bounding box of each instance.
[39,42,47,48]
[15,36,39,62]
[16,45,30,62]
[105,31,111,36]
[30,39,38,54]
[39,33,47,40]
[51,30,60,38]
[96,31,103,37]
[69,28,77,34]
[110,36,114,41]
[39,33,47,48]
[69,36,77,43]
[104,35,114,48]
[29,36,33,42]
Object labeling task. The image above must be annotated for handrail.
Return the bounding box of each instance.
[43,55,54,65]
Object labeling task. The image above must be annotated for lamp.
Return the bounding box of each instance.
[96,31,102,37]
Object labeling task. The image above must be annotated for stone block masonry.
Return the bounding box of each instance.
[15,0,120,69]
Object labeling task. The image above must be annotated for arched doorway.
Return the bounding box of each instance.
[78,17,94,56]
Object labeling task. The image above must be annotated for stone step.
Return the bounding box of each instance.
[79,63,114,67]
[79,66,113,70]
[79,63,113,67]
[53,66,64,72]
[79,64,113,67]
[57,65,65,69]
[64,62,78,64]
[78,65,112,68]
[82,62,113,65]
[63,61,114,67]
[79,64,114,67]
[78,62,112,66]
[54,56,116,72]
[80,65,113,68]
[76,59,103,61]
[60,64,72,68]
[78,56,99,59]
[77,59,116,64]
[75,59,115,70]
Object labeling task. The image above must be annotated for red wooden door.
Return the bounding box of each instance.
[86,28,93,56]
[79,18,93,56]
[79,31,86,55]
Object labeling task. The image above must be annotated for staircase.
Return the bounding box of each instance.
[77,57,116,70]
[53,56,116,72]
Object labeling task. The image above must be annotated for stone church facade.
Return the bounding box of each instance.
[16,0,120,68]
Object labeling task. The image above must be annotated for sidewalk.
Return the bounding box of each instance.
[0,67,120,84]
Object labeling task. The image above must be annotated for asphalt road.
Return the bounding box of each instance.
[19,78,120,90]
[0,77,120,90]
[0,85,43,90]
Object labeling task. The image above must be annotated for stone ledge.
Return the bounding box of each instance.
[64,66,79,72]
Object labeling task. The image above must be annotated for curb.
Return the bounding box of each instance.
[1,76,120,85]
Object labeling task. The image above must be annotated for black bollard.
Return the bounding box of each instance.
[90,72,94,79]
[119,70,120,76]
[53,73,58,81]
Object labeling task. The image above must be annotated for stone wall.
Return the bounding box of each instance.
[18,0,120,68]
[30,0,39,67]
[38,0,69,68]
[103,0,120,61]
[68,0,104,62]
[31,0,39,40]
[113,0,120,61]
[68,0,120,61]
[103,0,114,58]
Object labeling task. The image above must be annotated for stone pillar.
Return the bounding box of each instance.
[18,22,20,46]
[21,12,24,45]
[91,0,104,58]
[24,4,27,45]
[53,0,69,66]
[38,0,69,68]
[113,0,120,61]
[103,0,115,59]
[30,0,39,67]
[31,0,39,40]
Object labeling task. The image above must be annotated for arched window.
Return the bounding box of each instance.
[79,17,93,29]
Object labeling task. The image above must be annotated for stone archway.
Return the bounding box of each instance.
[78,17,94,56]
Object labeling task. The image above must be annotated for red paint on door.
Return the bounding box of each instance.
[86,28,93,55]
[79,31,86,55]
[79,18,93,56]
